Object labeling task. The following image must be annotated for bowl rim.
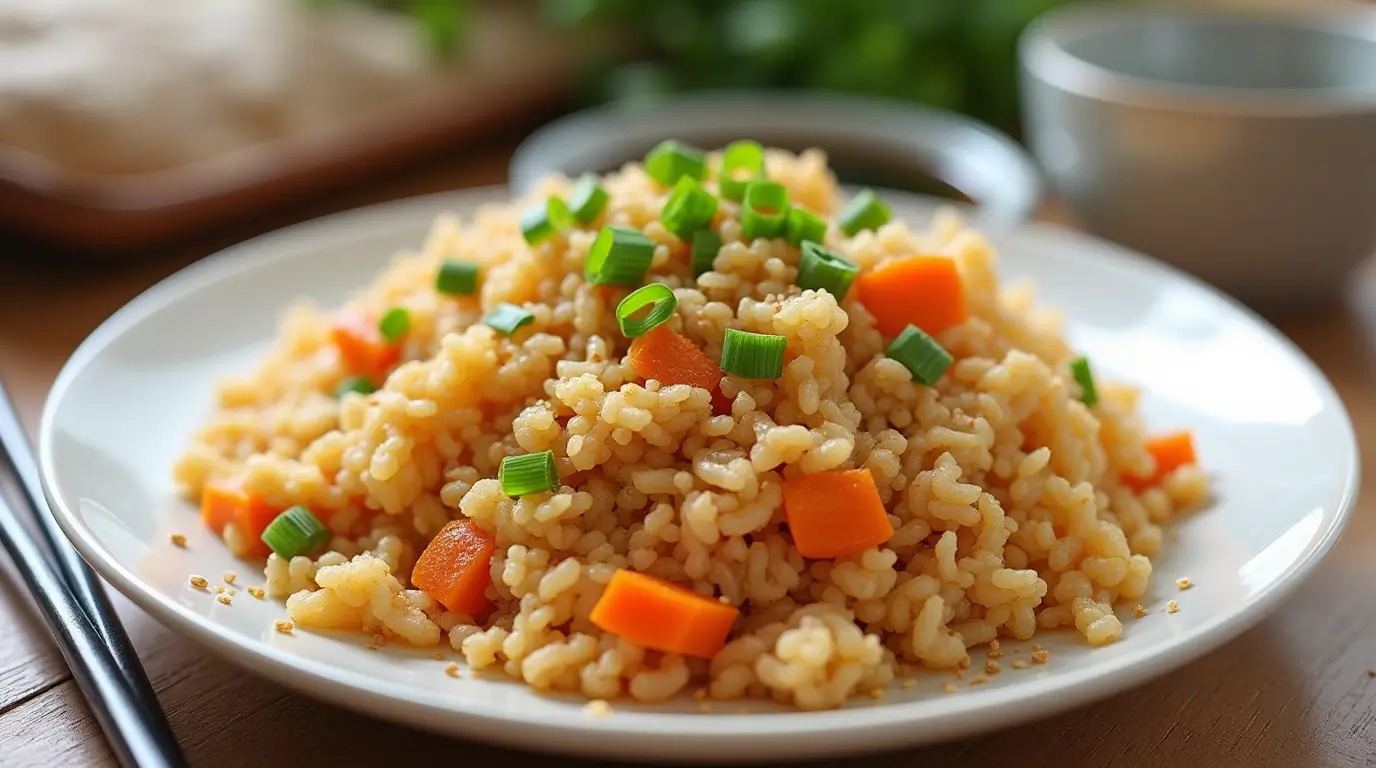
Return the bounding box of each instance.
[1020,5,1376,116]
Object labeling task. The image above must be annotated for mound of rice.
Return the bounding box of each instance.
[173,147,1209,709]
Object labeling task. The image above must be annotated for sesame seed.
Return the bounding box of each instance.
[169,533,188,548]
[214,585,225,595]
[1031,643,1044,652]
[1031,649,1050,664]
[970,673,988,685]
[189,575,208,590]
[901,679,917,689]
[216,595,232,606]
[868,688,886,700]
[247,586,265,599]
[986,660,1001,675]
[1012,660,1030,670]
[988,648,1005,660]
[989,640,1001,652]
[432,652,446,661]
[1166,600,1180,614]
[445,663,460,677]
[941,683,958,694]
[1133,604,1148,619]
[223,571,237,585]
[1176,577,1192,590]
[585,700,612,719]
[364,644,379,651]
[274,619,294,634]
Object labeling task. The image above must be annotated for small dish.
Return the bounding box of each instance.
[40,187,1359,762]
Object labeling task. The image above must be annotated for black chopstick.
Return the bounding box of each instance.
[0,379,186,768]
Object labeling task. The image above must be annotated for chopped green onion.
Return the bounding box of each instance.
[378,307,410,343]
[1070,356,1099,407]
[260,505,332,559]
[692,230,721,277]
[785,206,828,247]
[499,450,560,496]
[436,259,480,295]
[585,225,656,286]
[661,176,719,241]
[838,189,892,236]
[740,180,790,241]
[483,302,535,336]
[718,140,764,202]
[719,328,787,379]
[567,175,609,224]
[797,242,860,299]
[644,139,707,186]
[334,376,377,398]
[520,196,573,245]
[616,283,678,338]
[886,325,952,386]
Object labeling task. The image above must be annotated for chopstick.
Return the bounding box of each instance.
[0,380,186,768]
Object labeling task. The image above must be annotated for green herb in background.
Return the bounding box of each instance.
[539,0,1101,135]
[305,0,472,57]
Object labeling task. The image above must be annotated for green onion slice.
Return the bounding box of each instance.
[740,180,790,241]
[499,450,560,496]
[797,242,859,299]
[644,139,707,186]
[261,505,332,559]
[334,376,377,398]
[436,259,480,295]
[567,175,609,224]
[661,176,719,241]
[886,325,952,386]
[785,206,828,247]
[483,302,535,336]
[378,307,410,343]
[719,328,787,379]
[520,196,573,245]
[585,225,656,286]
[1070,356,1099,407]
[838,189,892,236]
[692,230,721,278]
[616,283,678,338]
[718,140,764,202]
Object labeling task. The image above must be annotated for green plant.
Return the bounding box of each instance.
[305,0,472,57]
[540,0,1099,134]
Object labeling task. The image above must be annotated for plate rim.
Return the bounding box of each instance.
[38,186,1363,761]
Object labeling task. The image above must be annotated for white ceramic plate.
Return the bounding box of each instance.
[40,187,1360,763]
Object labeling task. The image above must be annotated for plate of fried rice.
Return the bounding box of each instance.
[40,144,1359,762]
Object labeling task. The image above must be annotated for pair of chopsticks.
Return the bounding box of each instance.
[0,378,186,767]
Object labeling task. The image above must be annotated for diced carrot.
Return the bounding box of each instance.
[331,310,401,380]
[411,519,497,617]
[782,468,894,559]
[589,570,739,658]
[1122,431,1197,492]
[855,255,967,338]
[200,479,282,559]
[628,325,724,395]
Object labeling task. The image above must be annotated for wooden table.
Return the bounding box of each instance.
[2,146,1374,768]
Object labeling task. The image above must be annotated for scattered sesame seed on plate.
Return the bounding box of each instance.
[1166,600,1180,614]
[1176,577,1192,590]
[941,682,958,694]
[364,644,379,651]
[215,594,231,606]
[223,571,237,585]
[585,700,612,719]
[1012,660,1030,670]
[988,648,1004,660]
[445,663,460,677]
[169,533,187,548]
[901,679,917,689]
[432,652,446,661]
[247,586,265,599]
[868,688,886,700]
[188,575,208,590]
[969,673,988,686]
[989,639,1000,652]
[214,585,225,595]
[986,660,1001,675]
[1133,604,1148,618]
[1031,649,1050,664]
[274,619,293,634]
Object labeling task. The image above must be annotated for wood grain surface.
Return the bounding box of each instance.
[1,144,1373,768]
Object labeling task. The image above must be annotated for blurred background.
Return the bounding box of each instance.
[0,0,1369,309]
